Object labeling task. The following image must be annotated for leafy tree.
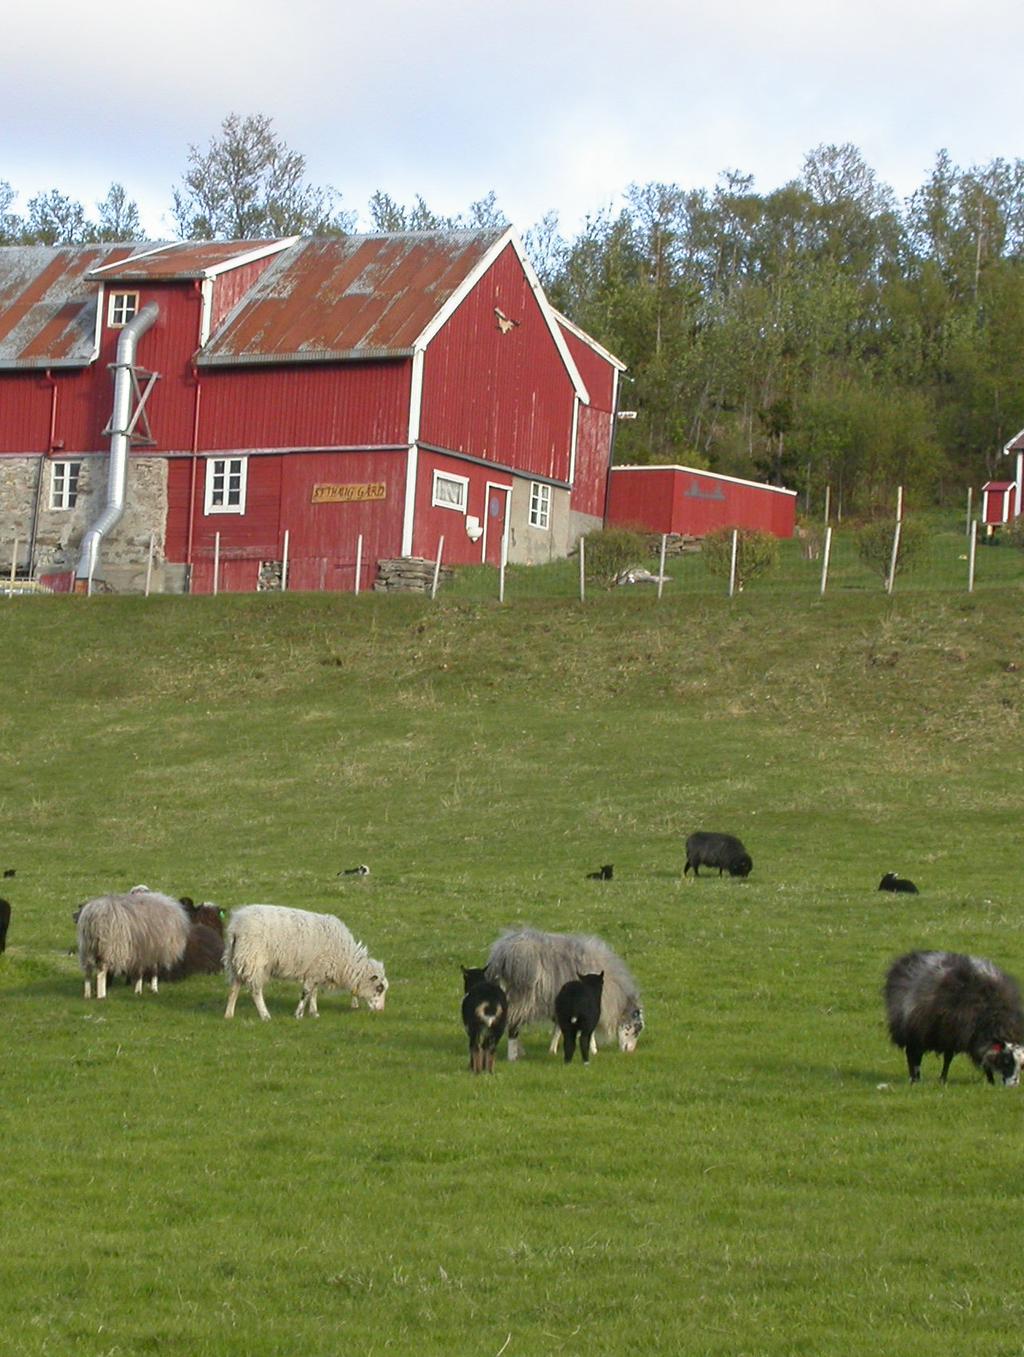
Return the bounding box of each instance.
[855,516,928,585]
[94,183,146,242]
[172,112,353,239]
[0,180,22,244]
[700,527,779,590]
[21,190,89,244]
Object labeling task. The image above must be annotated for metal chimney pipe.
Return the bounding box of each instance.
[76,301,159,582]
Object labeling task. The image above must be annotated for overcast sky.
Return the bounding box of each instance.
[4,0,1022,240]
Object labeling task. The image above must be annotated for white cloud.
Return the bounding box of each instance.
[3,0,1023,237]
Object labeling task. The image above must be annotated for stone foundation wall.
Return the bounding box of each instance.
[0,454,170,591]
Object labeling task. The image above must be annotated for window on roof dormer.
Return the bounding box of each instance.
[108,291,138,328]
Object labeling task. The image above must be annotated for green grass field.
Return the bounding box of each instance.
[3,524,1024,1356]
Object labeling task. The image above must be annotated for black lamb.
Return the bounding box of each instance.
[461,966,508,1074]
[884,950,1024,1085]
[879,873,919,894]
[684,831,752,878]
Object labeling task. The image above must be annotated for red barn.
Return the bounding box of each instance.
[0,230,623,593]
[606,464,797,539]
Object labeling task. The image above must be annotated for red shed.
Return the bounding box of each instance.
[981,481,1017,528]
[0,231,623,593]
[606,464,797,539]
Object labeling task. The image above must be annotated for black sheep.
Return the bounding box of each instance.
[461,966,508,1074]
[555,971,605,1065]
[884,950,1024,1084]
[162,923,225,981]
[879,872,919,894]
[0,897,10,952]
[684,831,753,878]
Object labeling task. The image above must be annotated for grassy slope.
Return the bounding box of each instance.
[3,548,1024,1356]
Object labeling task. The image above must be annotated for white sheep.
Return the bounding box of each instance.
[223,904,388,1021]
[76,891,191,999]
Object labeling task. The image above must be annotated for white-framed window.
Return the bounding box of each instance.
[108,291,139,328]
[529,481,551,530]
[50,460,81,510]
[432,470,469,513]
[205,457,248,515]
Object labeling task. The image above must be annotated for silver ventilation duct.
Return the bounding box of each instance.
[75,302,159,583]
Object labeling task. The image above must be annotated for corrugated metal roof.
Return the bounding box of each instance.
[88,239,294,282]
[0,243,147,369]
[198,231,505,366]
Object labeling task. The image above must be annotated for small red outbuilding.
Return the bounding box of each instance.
[606,464,797,539]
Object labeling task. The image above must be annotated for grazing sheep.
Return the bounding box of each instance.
[485,928,644,1061]
[884,949,1024,1084]
[879,872,919,895]
[555,972,604,1065]
[0,897,10,953]
[586,864,614,880]
[684,831,753,878]
[461,966,508,1074]
[181,899,226,936]
[338,865,370,877]
[162,922,224,981]
[76,891,191,999]
[223,904,388,1021]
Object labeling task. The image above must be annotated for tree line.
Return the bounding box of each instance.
[5,115,1023,509]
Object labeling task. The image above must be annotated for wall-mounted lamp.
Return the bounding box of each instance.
[466,515,483,543]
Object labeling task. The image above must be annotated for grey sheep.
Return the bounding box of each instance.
[884,949,1024,1084]
[76,891,191,999]
[485,927,644,1061]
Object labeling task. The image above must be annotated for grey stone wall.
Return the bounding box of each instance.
[0,454,170,591]
[506,481,573,565]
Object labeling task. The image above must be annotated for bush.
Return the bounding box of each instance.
[580,527,650,588]
[701,527,779,590]
[855,516,928,585]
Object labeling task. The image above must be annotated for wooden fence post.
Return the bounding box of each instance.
[430,536,445,599]
[885,520,902,595]
[579,537,586,603]
[213,532,221,597]
[354,534,363,596]
[968,519,978,593]
[144,532,155,597]
[281,529,290,592]
[657,533,667,601]
[728,529,739,597]
[819,525,833,596]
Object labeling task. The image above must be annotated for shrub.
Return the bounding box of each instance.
[855,516,928,585]
[701,527,779,591]
[580,527,650,587]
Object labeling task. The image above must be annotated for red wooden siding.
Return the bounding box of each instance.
[571,403,613,520]
[195,360,411,451]
[206,257,282,337]
[981,481,1015,525]
[412,449,512,564]
[420,244,576,483]
[607,466,797,538]
[167,449,407,592]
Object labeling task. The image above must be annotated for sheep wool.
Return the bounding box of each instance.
[77,891,191,999]
[486,927,644,1060]
[224,904,388,1021]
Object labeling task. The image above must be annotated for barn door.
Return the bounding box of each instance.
[483,483,511,566]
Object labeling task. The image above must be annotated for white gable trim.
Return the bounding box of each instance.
[612,464,799,498]
[88,237,297,280]
[551,307,627,371]
[412,228,590,405]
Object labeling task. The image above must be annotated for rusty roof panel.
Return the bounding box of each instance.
[88,239,291,282]
[0,243,144,369]
[198,230,504,366]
